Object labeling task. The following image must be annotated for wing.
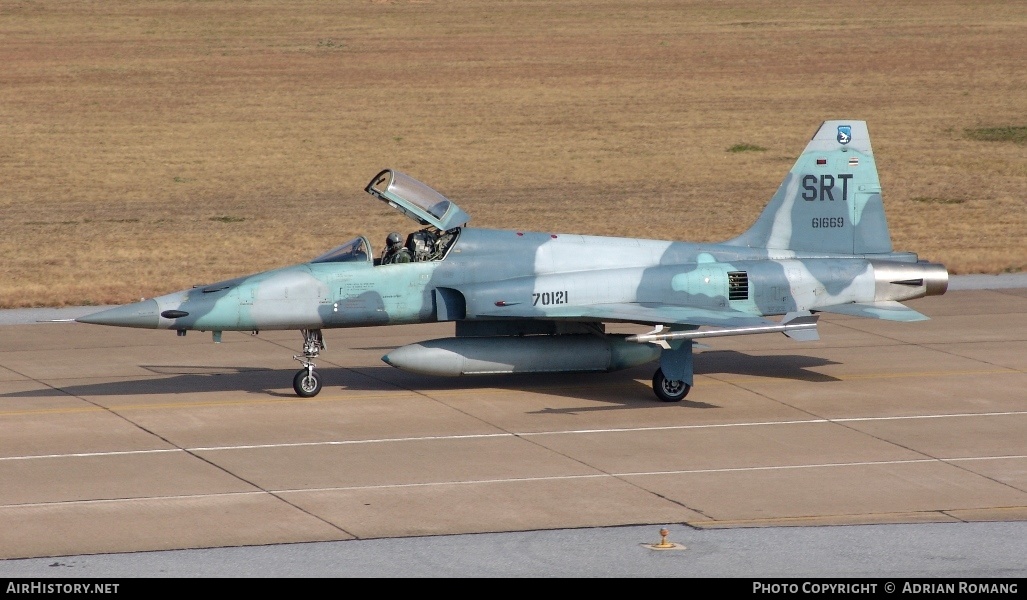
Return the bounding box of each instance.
[474,301,820,343]
[503,299,927,326]
[494,302,772,328]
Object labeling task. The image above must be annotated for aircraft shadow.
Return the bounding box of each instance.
[696,350,841,383]
[1,351,838,411]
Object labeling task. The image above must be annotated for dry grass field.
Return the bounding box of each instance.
[1,0,1025,308]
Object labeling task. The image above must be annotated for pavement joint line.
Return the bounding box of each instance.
[4,490,269,509]
[2,411,1025,461]
[5,454,1026,510]
[0,448,182,461]
[189,432,516,452]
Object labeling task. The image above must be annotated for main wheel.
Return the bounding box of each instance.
[652,368,690,402]
[293,369,322,398]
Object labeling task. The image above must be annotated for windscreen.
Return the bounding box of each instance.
[310,237,371,263]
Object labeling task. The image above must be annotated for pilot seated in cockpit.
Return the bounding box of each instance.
[380,232,412,265]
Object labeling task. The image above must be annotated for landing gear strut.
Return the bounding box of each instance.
[293,329,325,397]
[652,340,693,402]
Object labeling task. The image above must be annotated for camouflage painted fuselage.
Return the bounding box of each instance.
[111,226,942,334]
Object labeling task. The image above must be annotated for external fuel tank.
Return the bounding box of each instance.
[382,334,660,377]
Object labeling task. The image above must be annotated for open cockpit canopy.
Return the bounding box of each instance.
[365,169,470,231]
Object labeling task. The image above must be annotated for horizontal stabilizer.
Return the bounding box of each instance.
[814,301,929,322]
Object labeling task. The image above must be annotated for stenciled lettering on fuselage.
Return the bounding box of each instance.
[801,173,854,201]
[811,217,845,228]
[533,291,569,306]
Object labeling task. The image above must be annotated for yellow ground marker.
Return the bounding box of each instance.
[643,527,687,551]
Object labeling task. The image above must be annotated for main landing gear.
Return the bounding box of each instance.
[652,368,691,402]
[293,329,325,397]
[651,340,694,402]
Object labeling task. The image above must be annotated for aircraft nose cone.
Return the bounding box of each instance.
[76,299,160,328]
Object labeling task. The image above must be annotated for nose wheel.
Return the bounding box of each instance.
[292,329,325,397]
[293,366,322,397]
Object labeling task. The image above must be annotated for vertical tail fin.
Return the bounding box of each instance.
[726,120,893,255]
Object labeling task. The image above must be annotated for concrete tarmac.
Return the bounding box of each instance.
[0,276,1024,577]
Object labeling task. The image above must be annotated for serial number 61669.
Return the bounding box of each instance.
[812,217,845,228]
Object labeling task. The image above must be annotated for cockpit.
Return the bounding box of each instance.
[308,228,462,266]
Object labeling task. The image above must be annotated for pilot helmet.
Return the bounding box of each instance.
[387,232,402,246]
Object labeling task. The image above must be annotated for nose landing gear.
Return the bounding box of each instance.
[292,329,325,397]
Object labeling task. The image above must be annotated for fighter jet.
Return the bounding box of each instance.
[77,121,948,402]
